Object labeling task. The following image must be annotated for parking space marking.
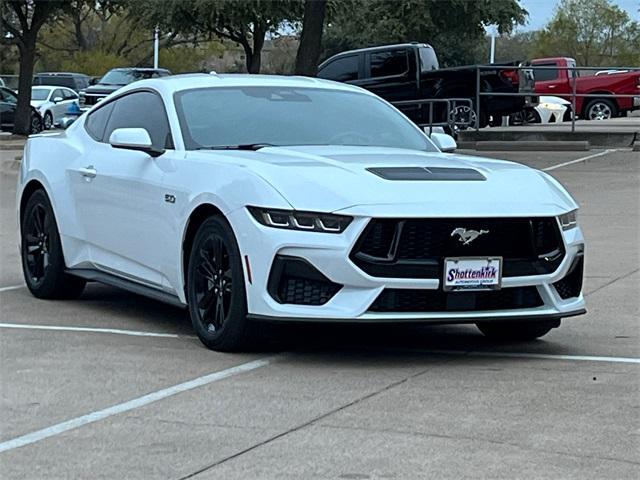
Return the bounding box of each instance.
[463,350,640,364]
[542,149,616,171]
[0,322,194,339]
[0,357,275,454]
[0,284,24,293]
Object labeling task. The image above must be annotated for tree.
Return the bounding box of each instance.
[133,0,301,73]
[294,0,327,75]
[1,0,71,135]
[321,0,527,66]
[533,0,640,66]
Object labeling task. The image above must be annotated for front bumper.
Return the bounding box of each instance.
[228,208,586,324]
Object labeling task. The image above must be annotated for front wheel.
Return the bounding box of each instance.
[21,189,86,299]
[476,319,560,341]
[43,112,53,130]
[187,216,255,351]
[29,112,43,134]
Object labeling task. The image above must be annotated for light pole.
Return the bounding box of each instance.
[153,25,159,69]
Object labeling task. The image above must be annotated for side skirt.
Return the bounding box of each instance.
[67,268,187,309]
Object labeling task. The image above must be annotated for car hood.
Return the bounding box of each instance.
[196,146,578,217]
[30,100,48,109]
[83,84,122,95]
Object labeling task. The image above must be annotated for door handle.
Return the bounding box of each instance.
[78,165,97,178]
[547,85,556,89]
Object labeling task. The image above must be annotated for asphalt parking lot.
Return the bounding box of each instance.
[1,147,638,479]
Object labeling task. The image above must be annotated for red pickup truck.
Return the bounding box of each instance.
[531,57,640,120]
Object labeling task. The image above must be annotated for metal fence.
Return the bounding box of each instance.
[475,64,640,133]
[395,64,640,134]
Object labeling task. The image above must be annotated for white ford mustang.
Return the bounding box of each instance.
[17,74,586,351]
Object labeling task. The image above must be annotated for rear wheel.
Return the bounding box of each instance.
[187,216,255,351]
[21,189,86,299]
[476,319,560,341]
[584,99,617,120]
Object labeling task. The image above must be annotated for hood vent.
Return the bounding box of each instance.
[367,166,486,181]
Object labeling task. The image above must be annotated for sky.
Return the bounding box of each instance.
[517,0,640,31]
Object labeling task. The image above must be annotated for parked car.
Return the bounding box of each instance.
[79,67,171,108]
[510,96,573,125]
[30,86,80,130]
[0,75,19,91]
[0,86,43,134]
[33,72,91,93]
[318,43,537,128]
[532,57,640,120]
[18,74,585,351]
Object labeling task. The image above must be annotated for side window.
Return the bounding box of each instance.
[533,63,558,82]
[85,102,115,141]
[370,50,409,78]
[63,89,78,100]
[317,55,359,82]
[2,89,17,104]
[103,91,173,149]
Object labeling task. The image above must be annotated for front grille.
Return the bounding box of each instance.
[351,217,564,279]
[268,255,341,306]
[553,255,584,299]
[81,94,105,107]
[369,286,543,313]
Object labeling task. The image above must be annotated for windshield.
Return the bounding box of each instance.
[31,88,50,101]
[100,70,155,85]
[175,86,436,152]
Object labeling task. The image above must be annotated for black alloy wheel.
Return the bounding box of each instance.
[30,111,43,134]
[21,189,86,299]
[187,216,255,351]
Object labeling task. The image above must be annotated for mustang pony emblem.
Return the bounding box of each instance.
[451,228,489,245]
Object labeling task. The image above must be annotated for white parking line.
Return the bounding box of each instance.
[0,284,25,293]
[542,149,615,171]
[0,357,275,454]
[396,348,640,365]
[0,322,192,339]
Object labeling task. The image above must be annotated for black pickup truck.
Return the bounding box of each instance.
[318,43,537,128]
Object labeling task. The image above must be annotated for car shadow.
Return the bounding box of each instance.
[78,283,572,360]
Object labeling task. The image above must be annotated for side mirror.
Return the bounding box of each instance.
[52,96,63,103]
[89,77,99,86]
[60,118,76,129]
[430,132,457,153]
[108,128,164,157]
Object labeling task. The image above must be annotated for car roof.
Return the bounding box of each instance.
[35,72,89,77]
[319,42,433,67]
[114,73,369,97]
[111,67,171,72]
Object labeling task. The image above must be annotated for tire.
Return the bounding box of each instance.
[29,112,43,134]
[43,111,53,130]
[584,99,617,120]
[476,319,560,341]
[186,216,255,351]
[21,189,86,299]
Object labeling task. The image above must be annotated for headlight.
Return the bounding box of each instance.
[248,207,352,233]
[558,210,578,230]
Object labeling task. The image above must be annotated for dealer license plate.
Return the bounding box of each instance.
[443,257,502,291]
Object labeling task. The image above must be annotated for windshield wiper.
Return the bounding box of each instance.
[196,143,275,151]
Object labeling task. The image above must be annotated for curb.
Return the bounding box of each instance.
[0,142,25,151]
[458,130,638,148]
[473,140,590,151]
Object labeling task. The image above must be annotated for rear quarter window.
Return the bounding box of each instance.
[85,102,115,141]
